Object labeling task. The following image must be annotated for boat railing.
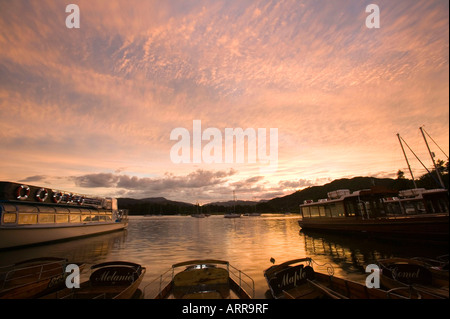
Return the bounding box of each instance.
[143,267,174,299]
[143,260,255,299]
[227,263,255,299]
[0,259,65,291]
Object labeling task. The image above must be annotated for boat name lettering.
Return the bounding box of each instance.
[48,273,65,288]
[391,267,421,280]
[279,266,308,288]
[97,270,134,283]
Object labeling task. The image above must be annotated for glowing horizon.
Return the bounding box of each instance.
[0,0,448,203]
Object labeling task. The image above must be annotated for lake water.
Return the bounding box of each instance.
[0,214,447,299]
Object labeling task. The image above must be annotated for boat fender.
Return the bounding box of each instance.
[52,191,63,203]
[64,193,73,203]
[77,196,85,205]
[16,185,30,200]
[36,188,48,202]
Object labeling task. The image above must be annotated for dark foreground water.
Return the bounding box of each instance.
[1,214,447,299]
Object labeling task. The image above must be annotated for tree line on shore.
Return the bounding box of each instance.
[118,160,449,215]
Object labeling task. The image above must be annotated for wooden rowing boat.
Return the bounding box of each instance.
[264,258,419,299]
[146,259,254,299]
[378,257,449,299]
[0,257,85,299]
[40,261,145,299]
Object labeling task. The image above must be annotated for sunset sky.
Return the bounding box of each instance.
[0,0,448,203]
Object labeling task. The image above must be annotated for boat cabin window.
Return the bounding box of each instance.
[0,202,115,226]
[384,201,403,215]
[403,200,426,215]
[345,201,360,217]
[301,202,346,218]
[39,214,55,223]
[425,198,449,214]
[301,206,310,218]
[56,214,69,223]
[81,209,92,222]
[310,206,320,217]
[0,204,17,224]
[2,213,17,224]
[18,213,38,225]
[70,214,81,223]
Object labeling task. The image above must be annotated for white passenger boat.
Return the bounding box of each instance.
[298,187,449,243]
[0,181,128,250]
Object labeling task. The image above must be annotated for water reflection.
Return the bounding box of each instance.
[299,229,448,282]
[1,215,448,299]
[0,230,128,267]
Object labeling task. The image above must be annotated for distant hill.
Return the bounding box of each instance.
[118,171,448,215]
[118,197,194,215]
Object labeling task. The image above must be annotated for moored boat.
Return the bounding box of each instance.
[224,213,241,218]
[0,181,128,249]
[0,257,85,299]
[298,187,449,243]
[264,258,419,299]
[145,259,254,299]
[40,261,145,299]
[378,257,449,299]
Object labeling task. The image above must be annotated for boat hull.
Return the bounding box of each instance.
[0,222,127,250]
[264,258,419,299]
[0,257,85,299]
[378,258,449,299]
[298,214,449,243]
[40,261,145,299]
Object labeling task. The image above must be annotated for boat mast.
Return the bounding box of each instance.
[420,127,445,189]
[397,133,417,189]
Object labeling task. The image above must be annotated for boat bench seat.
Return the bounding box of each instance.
[173,267,229,287]
[283,284,323,299]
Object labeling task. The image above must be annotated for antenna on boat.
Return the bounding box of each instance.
[397,133,443,189]
[397,133,418,189]
[420,127,449,160]
[420,126,446,189]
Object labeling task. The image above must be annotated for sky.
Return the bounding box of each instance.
[0,0,448,203]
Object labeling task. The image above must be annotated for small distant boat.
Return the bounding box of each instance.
[191,202,206,218]
[243,213,261,217]
[224,191,241,218]
[40,261,145,299]
[191,214,206,218]
[0,257,85,299]
[264,258,417,299]
[378,257,449,299]
[146,259,254,299]
[224,213,240,218]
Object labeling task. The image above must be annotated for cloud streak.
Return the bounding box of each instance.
[1,0,448,202]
